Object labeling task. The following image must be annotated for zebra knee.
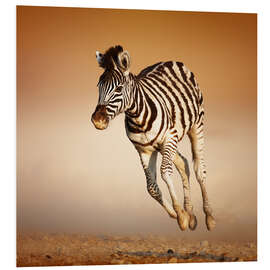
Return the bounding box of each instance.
[160,161,174,181]
[193,159,206,183]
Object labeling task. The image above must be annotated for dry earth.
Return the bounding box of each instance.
[17,233,257,267]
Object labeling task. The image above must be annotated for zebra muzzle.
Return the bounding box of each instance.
[91,104,109,130]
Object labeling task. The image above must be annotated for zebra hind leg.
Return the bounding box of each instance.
[174,151,197,230]
[188,125,216,231]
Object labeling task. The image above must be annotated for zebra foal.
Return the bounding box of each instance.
[91,45,216,231]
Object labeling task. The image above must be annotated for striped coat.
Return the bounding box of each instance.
[125,61,204,148]
[91,46,216,231]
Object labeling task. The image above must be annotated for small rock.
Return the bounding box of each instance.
[111,253,120,258]
[45,255,52,259]
[167,249,174,254]
[200,240,209,248]
[168,257,178,263]
[110,259,125,264]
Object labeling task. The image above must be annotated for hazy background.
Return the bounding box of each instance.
[17,6,257,241]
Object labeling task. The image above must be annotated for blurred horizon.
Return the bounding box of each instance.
[17,6,257,241]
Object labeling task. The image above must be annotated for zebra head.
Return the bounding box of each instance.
[91,45,132,130]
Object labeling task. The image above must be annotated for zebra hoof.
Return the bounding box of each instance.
[206,214,216,231]
[177,211,190,231]
[189,214,197,230]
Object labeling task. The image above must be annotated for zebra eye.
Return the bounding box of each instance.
[115,86,122,93]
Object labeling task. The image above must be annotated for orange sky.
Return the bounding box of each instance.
[17,6,257,241]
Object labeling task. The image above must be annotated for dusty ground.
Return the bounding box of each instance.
[17,233,257,267]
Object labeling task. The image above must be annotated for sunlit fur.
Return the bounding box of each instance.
[92,45,216,231]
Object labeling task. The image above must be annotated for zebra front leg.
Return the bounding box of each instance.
[188,126,216,231]
[174,151,197,230]
[160,141,190,231]
[138,149,178,219]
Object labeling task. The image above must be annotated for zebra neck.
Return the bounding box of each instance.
[125,81,145,119]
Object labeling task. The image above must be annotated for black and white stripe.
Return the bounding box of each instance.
[92,45,216,231]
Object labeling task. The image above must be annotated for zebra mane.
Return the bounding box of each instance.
[99,45,124,70]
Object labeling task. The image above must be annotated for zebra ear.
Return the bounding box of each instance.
[118,51,130,74]
[96,51,104,66]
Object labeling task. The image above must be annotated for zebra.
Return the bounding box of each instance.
[91,45,216,231]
